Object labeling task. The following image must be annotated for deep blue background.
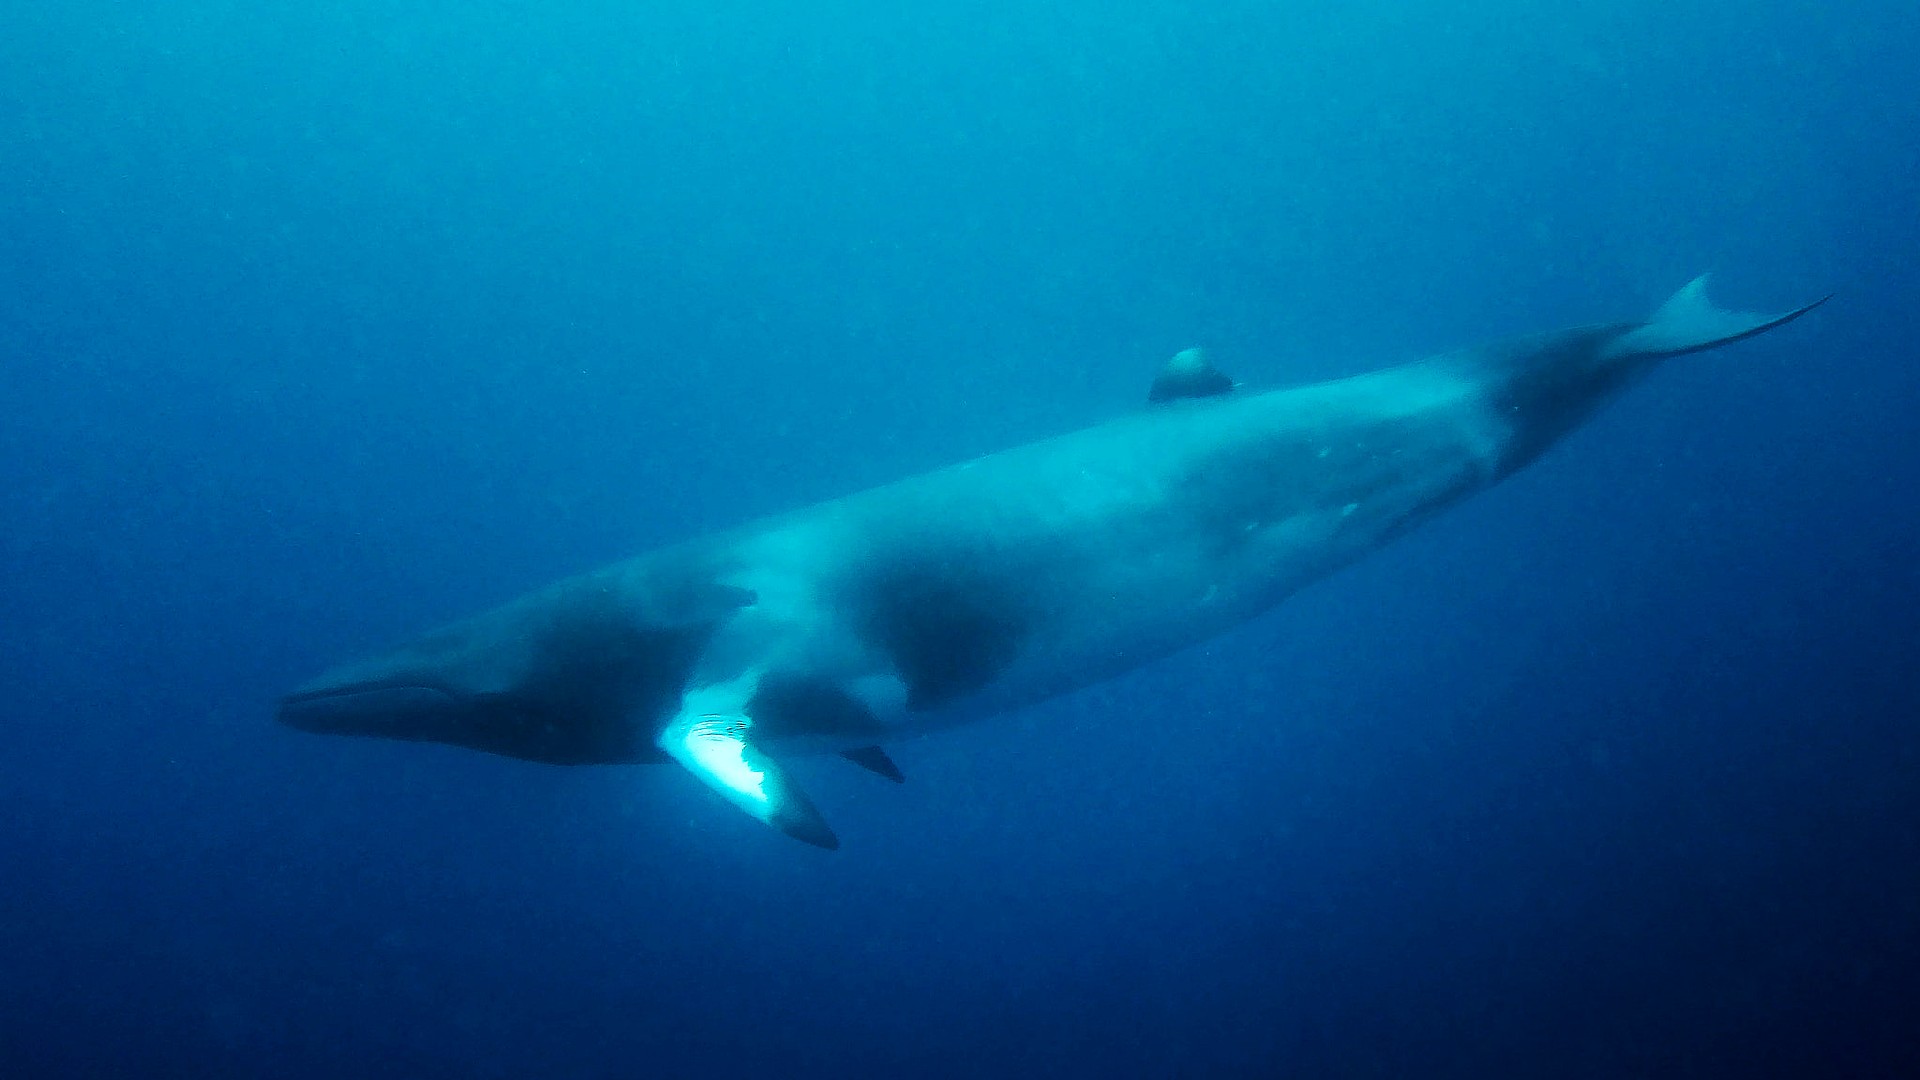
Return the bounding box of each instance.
[4,2,1916,1076]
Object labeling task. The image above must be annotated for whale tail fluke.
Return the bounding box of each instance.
[1604,274,1830,361]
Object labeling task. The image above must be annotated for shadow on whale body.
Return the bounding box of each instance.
[279,275,1828,848]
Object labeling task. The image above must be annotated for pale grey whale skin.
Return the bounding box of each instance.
[280,277,1826,848]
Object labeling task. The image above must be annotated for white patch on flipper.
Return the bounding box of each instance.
[659,686,840,848]
[681,715,768,807]
[661,675,778,822]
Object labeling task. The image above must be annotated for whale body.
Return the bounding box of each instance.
[279,277,1826,848]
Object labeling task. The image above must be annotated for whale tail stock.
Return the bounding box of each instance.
[1604,274,1830,362]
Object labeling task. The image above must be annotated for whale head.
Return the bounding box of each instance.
[278,575,751,764]
[278,624,532,753]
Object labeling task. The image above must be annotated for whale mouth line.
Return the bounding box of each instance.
[279,681,459,707]
[276,681,466,734]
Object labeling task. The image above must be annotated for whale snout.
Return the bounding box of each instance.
[276,620,507,741]
[272,616,675,766]
[274,575,748,766]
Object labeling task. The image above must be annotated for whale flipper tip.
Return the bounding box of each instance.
[841,745,906,783]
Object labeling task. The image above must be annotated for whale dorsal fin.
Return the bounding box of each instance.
[841,745,905,783]
[1148,348,1236,404]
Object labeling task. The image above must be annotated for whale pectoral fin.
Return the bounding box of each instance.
[841,745,905,783]
[657,712,839,849]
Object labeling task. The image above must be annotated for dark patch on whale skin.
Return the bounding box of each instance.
[852,553,1036,712]
[454,602,713,764]
[748,672,885,740]
[1454,324,1641,475]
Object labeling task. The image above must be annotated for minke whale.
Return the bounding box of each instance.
[280,276,1825,848]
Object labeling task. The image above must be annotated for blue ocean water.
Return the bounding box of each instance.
[3,1,1916,1075]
